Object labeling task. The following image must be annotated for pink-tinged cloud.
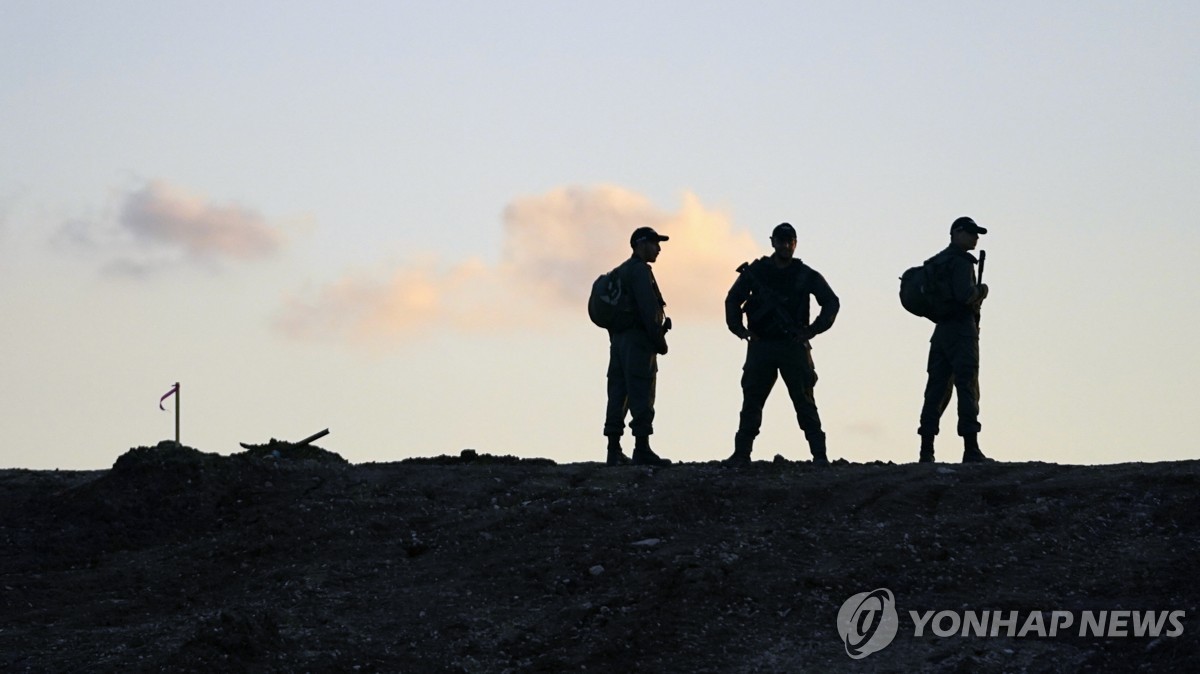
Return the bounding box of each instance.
[121,181,285,260]
[500,185,671,305]
[501,185,761,319]
[276,257,540,344]
[277,185,764,343]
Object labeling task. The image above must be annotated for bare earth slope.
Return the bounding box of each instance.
[2,443,1198,672]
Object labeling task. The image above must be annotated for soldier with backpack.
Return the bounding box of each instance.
[595,227,673,467]
[913,216,992,463]
[723,222,840,467]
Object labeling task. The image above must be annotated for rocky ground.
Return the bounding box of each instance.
[1,442,1198,672]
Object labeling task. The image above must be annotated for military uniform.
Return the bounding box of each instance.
[604,255,668,440]
[918,245,987,438]
[725,255,840,461]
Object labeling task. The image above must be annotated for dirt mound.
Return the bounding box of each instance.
[8,441,351,574]
[2,452,1198,671]
[112,439,349,471]
[235,439,350,465]
[397,448,556,466]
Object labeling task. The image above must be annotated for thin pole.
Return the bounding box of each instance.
[175,382,181,446]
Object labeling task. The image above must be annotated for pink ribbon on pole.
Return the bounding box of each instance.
[159,383,179,411]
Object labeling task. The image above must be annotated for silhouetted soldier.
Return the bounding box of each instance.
[918,216,992,463]
[603,227,672,467]
[724,222,840,466]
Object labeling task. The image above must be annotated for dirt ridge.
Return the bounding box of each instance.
[2,443,1197,672]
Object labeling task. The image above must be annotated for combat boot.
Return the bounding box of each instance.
[808,432,831,467]
[961,434,994,463]
[919,435,936,463]
[605,436,631,466]
[722,433,754,467]
[631,435,672,467]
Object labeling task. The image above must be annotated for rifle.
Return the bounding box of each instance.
[734,262,804,341]
[977,250,987,328]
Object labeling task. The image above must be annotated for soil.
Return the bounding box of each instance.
[2,441,1198,672]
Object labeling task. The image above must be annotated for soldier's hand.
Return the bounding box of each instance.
[977,283,989,300]
[656,340,669,356]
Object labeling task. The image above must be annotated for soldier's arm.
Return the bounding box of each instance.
[725,273,752,338]
[629,262,667,348]
[950,257,983,307]
[807,272,840,337]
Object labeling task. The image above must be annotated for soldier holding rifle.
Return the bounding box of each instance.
[723,223,840,467]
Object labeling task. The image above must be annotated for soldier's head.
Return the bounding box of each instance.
[950,216,987,251]
[770,222,797,261]
[630,227,669,263]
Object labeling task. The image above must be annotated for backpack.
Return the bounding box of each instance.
[588,266,636,330]
[899,257,954,322]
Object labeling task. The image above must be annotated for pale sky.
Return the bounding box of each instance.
[2,1,1197,469]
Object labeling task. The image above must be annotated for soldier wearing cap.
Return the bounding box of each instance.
[918,216,993,463]
[602,226,673,467]
[723,222,840,466]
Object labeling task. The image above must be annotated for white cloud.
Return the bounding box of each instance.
[52,180,287,275]
[502,185,762,318]
[278,185,764,344]
[275,256,533,344]
[120,181,285,260]
[500,185,670,305]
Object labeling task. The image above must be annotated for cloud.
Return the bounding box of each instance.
[502,185,761,318]
[52,180,287,275]
[278,185,764,344]
[120,181,285,260]
[500,185,671,305]
[276,256,535,343]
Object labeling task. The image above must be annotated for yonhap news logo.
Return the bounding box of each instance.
[836,588,1187,660]
[837,588,899,659]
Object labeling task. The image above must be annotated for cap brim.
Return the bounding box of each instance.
[952,225,988,235]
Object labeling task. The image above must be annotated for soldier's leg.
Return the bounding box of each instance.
[779,345,827,463]
[737,340,778,442]
[603,337,629,438]
[621,332,670,466]
[918,341,954,438]
[624,332,659,439]
[948,336,989,462]
[949,337,982,436]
